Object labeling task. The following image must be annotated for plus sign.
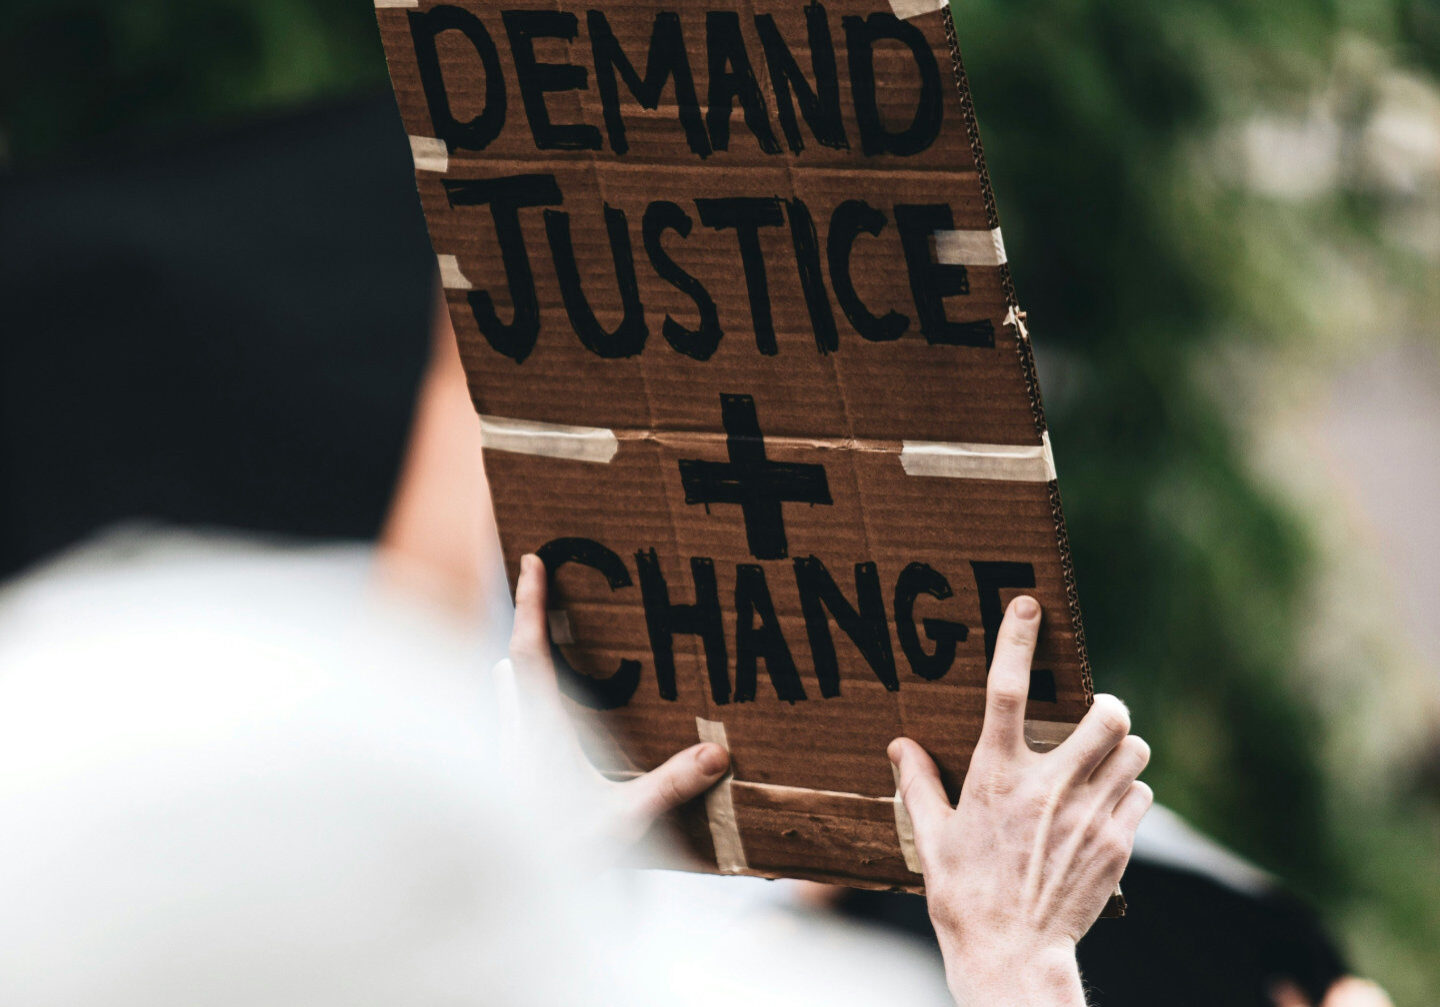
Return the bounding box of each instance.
[678,394,832,560]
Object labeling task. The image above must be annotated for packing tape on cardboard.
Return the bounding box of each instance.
[900,432,1056,482]
[547,609,575,645]
[437,254,472,290]
[936,227,1008,266]
[696,717,748,873]
[889,0,951,19]
[890,761,924,874]
[1024,719,1078,752]
[374,0,419,7]
[479,415,620,464]
[409,135,448,173]
[1003,303,1030,341]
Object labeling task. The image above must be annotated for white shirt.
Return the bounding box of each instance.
[0,531,951,1007]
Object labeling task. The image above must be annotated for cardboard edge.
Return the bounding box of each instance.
[940,10,1097,707]
[941,10,1117,917]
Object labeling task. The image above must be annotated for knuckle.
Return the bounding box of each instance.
[664,780,687,808]
[997,624,1038,657]
[655,773,685,811]
[1100,827,1133,869]
[1023,782,1062,817]
[1094,829,1128,875]
[988,688,1025,719]
[972,766,1016,800]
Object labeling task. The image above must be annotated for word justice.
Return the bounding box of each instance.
[445,176,991,362]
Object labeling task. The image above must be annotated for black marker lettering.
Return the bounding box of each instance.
[544,203,647,358]
[734,564,807,703]
[827,199,909,342]
[501,10,602,150]
[442,174,563,362]
[794,557,898,696]
[894,562,968,681]
[643,201,723,360]
[970,560,1055,702]
[706,11,782,154]
[679,394,832,561]
[589,10,710,157]
[408,5,507,152]
[695,197,786,354]
[636,550,730,704]
[785,198,839,354]
[756,3,848,153]
[843,13,943,157]
[535,537,639,709]
[896,203,994,348]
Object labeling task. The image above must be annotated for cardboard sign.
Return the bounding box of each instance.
[378,0,1095,891]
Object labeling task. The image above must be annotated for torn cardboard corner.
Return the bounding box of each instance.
[378,0,1106,901]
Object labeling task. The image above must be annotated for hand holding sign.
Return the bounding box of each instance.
[510,553,731,847]
[891,596,1152,1006]
[517,550,1149,1004]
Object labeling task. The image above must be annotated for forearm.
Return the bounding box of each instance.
[942,943,1088,1007]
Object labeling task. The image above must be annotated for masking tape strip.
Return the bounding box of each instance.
[900,432,1056,481]
[375,0,419,7]
[437,254,472,291]
[891,761,924,874]
[935,227,1007,266]
[1003,304,1030,341]
[606,718,1079,880]
[478,415,620,464]
[603,719,1079,798]
[409,135,448,173]
[547,610,574,645]
[889,0,950,20]
[696,717,747,872]
[1024,719,1077,752]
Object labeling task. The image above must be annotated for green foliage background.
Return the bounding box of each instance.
[4,0,1437,999]
[952,3,1440,999]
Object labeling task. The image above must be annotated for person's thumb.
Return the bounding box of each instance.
[888,737,952,849]
[626,743,730,826]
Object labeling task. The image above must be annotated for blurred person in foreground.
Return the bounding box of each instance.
[0,531,1148,1007]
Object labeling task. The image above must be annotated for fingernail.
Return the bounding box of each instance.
[1014,595,1039,619]
[696,743,729,776]
[887,738,904,765]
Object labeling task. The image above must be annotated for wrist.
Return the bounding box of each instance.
[943,942,1085,1007]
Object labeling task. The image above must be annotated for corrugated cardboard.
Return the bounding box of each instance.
[378,0,1101,896]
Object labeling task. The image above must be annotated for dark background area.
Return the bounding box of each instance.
[0,92,434,577]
